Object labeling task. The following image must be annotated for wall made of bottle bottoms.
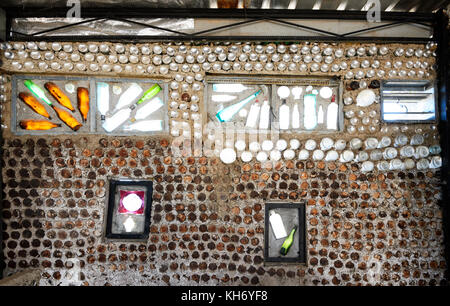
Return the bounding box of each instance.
[0,41,446,286]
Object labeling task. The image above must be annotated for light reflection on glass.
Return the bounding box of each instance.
[303,94,317,130]
[123,217,136,232]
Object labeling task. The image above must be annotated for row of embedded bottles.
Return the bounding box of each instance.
[215,84,339,131]
[18,79,164,133]
[273,94,338,130]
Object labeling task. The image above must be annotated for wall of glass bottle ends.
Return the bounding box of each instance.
[10,75,168,135]
[205,75,342,132]
[0,40,442,172]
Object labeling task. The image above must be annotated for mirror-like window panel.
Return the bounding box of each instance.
[381,80,437,123]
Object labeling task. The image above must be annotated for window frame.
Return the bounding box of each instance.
[264,201,307,264]
[203,74,344,134]
[103,178,153,242]
[380,79,438,124]
[10,74,170,136]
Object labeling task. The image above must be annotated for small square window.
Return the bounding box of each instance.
[104,179,153,241]
[381,80,437,123]
[264,202,306,264]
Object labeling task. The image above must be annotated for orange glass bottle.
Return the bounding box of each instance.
[44,82,75,112]
[77,87,90,122]
[19,120,61,130]
[52,105,82,131]
[18,92,52,119]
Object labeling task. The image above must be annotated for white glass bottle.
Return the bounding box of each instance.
[212,83,250,93]
[245,100,261,128]
[394,134,408,147]
[279,100,290,130]
[430,156,442,168]
[291,86,302,129]
[96,82,110,121]
[115,83,143,111]
[259,100,270,129]
[102,108,131,132]
[417,158,429,170]
[378,136,392,148]
[326,96,338,130]
[303,94,317,130]
[317,105,324,124]
[269,210,287,239]
[133,97,164,121]
[292,103,300,129]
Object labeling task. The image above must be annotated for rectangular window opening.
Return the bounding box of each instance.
[264,202,306,264]
[11,74,169,136]
[380,79,437,123]
[103,179,153,241]
[205,74,343,133]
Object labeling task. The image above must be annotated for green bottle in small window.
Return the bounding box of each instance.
[280,225,297,256]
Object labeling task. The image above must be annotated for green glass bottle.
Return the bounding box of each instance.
[136,84,161,105]
[280,225,297,256]
[24,79,53,106]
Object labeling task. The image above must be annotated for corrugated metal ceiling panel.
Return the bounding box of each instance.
[0,0,449,11]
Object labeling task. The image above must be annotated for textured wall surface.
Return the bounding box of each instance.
[0,41,447,286]
[0,136,446,286]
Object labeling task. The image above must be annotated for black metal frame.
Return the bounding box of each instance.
[264,202,306,264]
[0,7,436,43]
[104,179,153,241]
[434,9,450,283]
[0,103,3,279]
